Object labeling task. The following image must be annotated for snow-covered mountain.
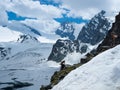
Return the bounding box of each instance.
[0,34,52,61]
[48,10,111,62]
[48,39,76,62]
[77,10,110,45]
[0,34,61,90]
[52,45,120,90]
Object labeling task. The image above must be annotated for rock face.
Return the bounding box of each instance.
[77,10,110,45]
[97,12,120,52]
[48,10,111,62]
[48,39,77,62]
[0,46,11,60]
[55,22,75,40]
[17,34,38,43]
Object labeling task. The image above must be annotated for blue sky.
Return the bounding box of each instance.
[7,11,88,24]
[39,0,61,7]
[7,11,37,21]
[54,14,88,24]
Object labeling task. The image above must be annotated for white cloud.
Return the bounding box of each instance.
[21,19,60,34]
[0,1,9,26]
[67,8,99,19]
[6,0,64,19]
[1,0,120,24]
[60,0,120,19]
[0,0,65,36]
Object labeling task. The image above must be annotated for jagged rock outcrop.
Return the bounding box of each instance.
[48,10,111,62]
[97,12,120,52]
[48,39,77,62]
[17,34,38,43]
[55,22,75,40]
[0,46,11,60]
[77,10,110,45]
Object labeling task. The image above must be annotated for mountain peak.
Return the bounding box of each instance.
[17,34,38,43]
[98,10,106,16]
[77,10,110,45]
[115,12,120,22]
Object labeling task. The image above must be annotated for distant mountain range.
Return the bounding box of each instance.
[48,10,111,62]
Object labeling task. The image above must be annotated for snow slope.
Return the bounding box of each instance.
[0,38,60,90]
[0,60,60,90]
[52,45,120,90]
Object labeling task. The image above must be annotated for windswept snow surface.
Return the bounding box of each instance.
[52,45,120,90]
[0,41,60,90]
